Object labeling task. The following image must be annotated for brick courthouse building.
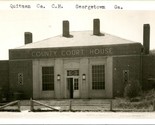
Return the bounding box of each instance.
[0,19,155,100]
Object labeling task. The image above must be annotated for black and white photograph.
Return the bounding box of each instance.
[0,1,155,124]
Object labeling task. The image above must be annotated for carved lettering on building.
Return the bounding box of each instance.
[61,49,84,56]
[89,48,112,55]
[31,47,112,58]
[32,51,57,57]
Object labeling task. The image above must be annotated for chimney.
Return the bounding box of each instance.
[143,24,150,54]
[93,19,100,35]
[63,20,70,37]
[24,32,32,44]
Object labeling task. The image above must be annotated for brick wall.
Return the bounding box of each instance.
[0,61,9,100]
[9,60,32,99]
[142,55,155,90]
[113,56,141,97]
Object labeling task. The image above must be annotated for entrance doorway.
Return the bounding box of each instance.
[67,77,79,99]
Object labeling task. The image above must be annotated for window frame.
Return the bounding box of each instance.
[91,64,105,90]
[42,66,54,91]
[74,78,79,90]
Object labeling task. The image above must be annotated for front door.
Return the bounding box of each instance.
[67,77,79,99]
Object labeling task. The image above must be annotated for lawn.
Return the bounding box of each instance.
[113,89,155,112]
[0,89,155,112]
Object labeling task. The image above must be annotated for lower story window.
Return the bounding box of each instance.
[92,65,105,90]
[74,79,79,90]
[42,67,54,91]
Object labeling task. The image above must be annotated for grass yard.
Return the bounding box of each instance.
[1,89,155,112]
[113,89,155,112]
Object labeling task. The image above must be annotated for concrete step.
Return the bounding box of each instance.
[20,99,112,106]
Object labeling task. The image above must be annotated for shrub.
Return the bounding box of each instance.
[124,80,142,99]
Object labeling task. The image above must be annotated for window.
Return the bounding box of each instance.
[123,70,129,84]
[67,70,79,76]
[18,73,23,85]
[74,79,79,90]
[92,65,105,90]
[42,67,54,91]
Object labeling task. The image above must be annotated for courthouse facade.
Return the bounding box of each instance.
[1,19,153,100]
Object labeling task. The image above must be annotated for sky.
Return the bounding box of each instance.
[0,7,155,60]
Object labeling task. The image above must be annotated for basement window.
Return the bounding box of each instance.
[92,65,105,90]
[42,67,54,91]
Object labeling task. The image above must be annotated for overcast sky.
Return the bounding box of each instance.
[0,9,155,60]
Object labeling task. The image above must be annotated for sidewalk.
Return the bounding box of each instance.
[20,99,112,105]
[21,99,112,112]
[0,99,154,112]
[3,99,112,112]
